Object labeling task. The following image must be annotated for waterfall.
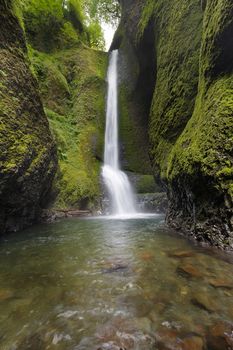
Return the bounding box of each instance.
[102,50,137,216]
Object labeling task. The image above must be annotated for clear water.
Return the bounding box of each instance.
[0,216,232,349]
[102,50,137,215]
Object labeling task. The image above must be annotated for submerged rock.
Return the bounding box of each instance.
[154,328,181,350]
[100,258,131,276]
[94,316,155,350]
[102,265,128,274]
[208,278,233,290]
[139,251,154,261]
[155,326,205,350]
[177,263,202,279]
[0,288,14,301]
[17,333,46,350]
[191,293,218,313]
[167,250,195,259]
[181,335,204,350]
[207,321,233,350]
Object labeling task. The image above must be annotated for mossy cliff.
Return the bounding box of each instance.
[0,0,107,233]
[22,1,108,210]
[30,47,107,210]
[111,1,154,175]
[114,0,233,248]
[0,0,57,233]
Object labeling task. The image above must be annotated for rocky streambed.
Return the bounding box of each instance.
[0,216,232,349]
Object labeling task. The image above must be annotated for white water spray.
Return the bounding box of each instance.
[102,50,137,216]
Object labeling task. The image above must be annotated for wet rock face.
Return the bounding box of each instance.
[0,1,57,233]
[111,0,155,174]
[115,0,233,249]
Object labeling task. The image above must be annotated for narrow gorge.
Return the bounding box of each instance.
[1,0,232,248]
[112,0,233,249]
[0,0,233,349]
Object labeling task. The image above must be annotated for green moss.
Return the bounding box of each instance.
[55,123,101,209]
[135,175,161,194]
[167,75,233,199]
[137,0,155,41]
[33,46,108,209]
[116,43,152,174]
[0,0,57,233]
[217,167,233,179]
[148,0,203,179]
[118,85,150,173]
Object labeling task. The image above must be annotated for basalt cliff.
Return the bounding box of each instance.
[112,0,233,249]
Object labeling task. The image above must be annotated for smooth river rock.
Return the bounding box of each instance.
[177,263,202,279]
[207,321,233,350]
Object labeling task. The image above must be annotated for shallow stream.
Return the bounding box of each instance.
[0,215,232,349]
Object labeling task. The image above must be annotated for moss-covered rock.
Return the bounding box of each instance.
[115,0,233,249]
[165,0,233,248]
[29,46,107,209]
[111,1,155,174]
[135,174,162,194]
[0,0,57,233]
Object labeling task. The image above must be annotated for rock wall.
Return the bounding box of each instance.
[30,46,107,210]
[115,0,233,249]
[22,6,108,210]
[0,0,57,233]
[111,0,154,174]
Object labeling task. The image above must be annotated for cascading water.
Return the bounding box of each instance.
[102,50,137,216]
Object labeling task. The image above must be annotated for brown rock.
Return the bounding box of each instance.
[156,329,205,350]
[208,278,233,289]
[181,335,204,350]
[207,321,233,350]
[96,316,155,349]
[177,263,202,278]
[155,328,182,350]
[167,250,195,259]
[140,251,154,261]
[0,288,14,301]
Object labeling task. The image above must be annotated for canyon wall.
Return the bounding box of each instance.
[114,0,233,248]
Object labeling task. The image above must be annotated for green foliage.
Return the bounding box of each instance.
[87,21,105,50]
[85,0,120,26]
[14,0,120,52]
[21,0,66,51]
[30,45,107,208]
[17,0,105,52]
[64,0,84,31]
